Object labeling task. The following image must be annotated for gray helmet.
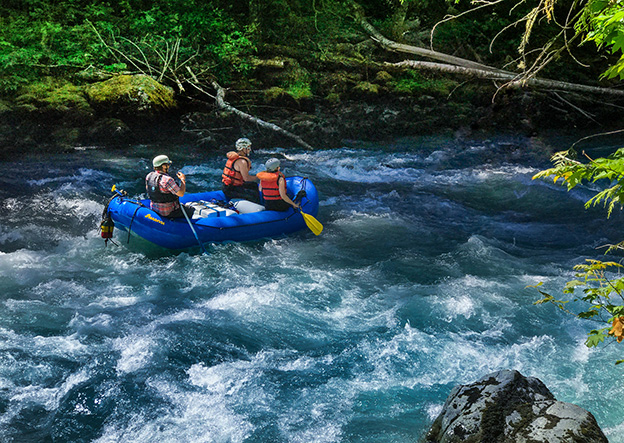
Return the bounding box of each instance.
[235,138,252,151]
[153,155,172,168]
[265,158,280,172]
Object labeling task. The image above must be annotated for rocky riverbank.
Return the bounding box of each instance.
[1,72,623,158]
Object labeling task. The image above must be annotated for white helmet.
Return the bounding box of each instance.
[153,155,172,168]
[265,158,280,172]
[235,138,252,151]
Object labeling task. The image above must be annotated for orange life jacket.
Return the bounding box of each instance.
[222,152,251,186]
[257,171,284,201]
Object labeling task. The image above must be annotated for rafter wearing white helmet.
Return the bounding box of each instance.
[235,138,252,151]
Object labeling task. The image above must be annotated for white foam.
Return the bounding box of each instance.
[571,337,591,364]
[604,420,624,443]
[8,369,89,412]
[440,294,476,320]
[202,283,278,312]
[88,295,140,308]
[26,167,112,187]
[96,367,258,442]
[275,379,349,443]
[0,331,89,357]
[114,336,154,374]
[31,279,91,300]
[426,403,443,420]
[0,249,44,272]
[54,195,103,217]
[68,313,113,331]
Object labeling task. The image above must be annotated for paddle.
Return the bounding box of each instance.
[292,181,323,236]
[181,204,209,255]
[299,209,323,236]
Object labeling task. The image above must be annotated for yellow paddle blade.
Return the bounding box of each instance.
[301,210,323,236]
[111,184,117,192]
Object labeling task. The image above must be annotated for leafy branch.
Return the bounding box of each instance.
[533,148,624,217]
[533,147,624,363]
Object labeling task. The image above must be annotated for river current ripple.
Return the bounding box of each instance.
[1,136,623,442]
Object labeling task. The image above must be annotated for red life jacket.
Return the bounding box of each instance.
[257,171,284,201]
[222,152,251,186]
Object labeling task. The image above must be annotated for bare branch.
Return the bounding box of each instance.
[571,129,624,150]
[211,80,315,150]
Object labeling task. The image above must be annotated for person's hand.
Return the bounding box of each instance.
[177,172,186,182]
[293,203,301,210]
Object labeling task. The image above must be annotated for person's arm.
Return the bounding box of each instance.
[278,177,299,209]
[174,172,186,197]
[236,159,257,182]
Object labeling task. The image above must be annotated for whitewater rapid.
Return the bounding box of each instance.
[1,136,623,442]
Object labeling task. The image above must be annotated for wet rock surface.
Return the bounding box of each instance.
[425,370,608,443]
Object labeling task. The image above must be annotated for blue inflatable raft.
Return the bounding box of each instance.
[105,176,319,250]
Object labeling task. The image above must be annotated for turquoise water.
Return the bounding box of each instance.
[1,136,623,442]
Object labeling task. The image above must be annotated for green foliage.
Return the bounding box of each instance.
[0,0,257,94]
[14,77,91,115]
[533,259,624,351]
[0,14,107,92]
[576,0,624,79]
[391,70,457,96]
[533,151,624,363]
[278,61,313,100]
[103,63,127,73]
[587,328,610,347]
[533,148,624,217]
[287,82,313,100]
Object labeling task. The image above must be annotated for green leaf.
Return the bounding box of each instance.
[578,310,600,319]
[586,329,609,347]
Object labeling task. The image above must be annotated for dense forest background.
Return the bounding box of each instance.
[1,0,622,153]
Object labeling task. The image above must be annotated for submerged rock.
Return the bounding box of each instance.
[425,370,607,443]
[87,118,133,144]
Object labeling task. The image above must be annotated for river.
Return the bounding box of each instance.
[1,135,623,442]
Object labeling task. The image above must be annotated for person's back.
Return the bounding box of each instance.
[222,138,260,203]
[258,158,299,212]
[146,155,194,219]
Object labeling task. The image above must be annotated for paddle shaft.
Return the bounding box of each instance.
[181,204,209,255]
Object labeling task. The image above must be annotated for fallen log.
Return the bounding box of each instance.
[391,60,624,98]
[353,7,508,74]
[211,81,314,150]
[351,3,624,99]
[185,66,315,150]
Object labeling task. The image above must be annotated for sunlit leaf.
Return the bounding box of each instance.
[587,329,608,347]
[609,316,624,343]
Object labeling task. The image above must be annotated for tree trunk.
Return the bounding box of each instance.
[350,3,624,98]
[353,8,508,74]
[391,60,624,97]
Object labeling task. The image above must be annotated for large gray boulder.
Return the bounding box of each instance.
[425,370,607,443]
